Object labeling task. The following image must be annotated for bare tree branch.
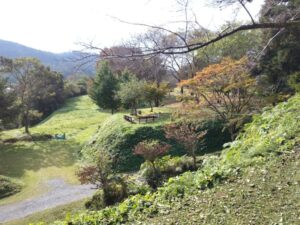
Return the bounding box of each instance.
[237,0,256,24]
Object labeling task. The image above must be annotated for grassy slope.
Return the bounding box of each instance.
[81,107,173,172]
[145,148,300,224]
[55,94,300,225]
[0,96,111,205]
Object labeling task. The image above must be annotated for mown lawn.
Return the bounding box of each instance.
[0,96,111,205]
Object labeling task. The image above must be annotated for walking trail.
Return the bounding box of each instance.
[0,179,96,223]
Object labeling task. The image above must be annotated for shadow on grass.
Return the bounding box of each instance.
[0,139,80,178]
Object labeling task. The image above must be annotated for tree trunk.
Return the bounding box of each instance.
[151,161,158,177]
[150,102,153,112]
[154,98,159,107]
[192,155,197,170]
[228,125,237,141]
[24,110,30,134]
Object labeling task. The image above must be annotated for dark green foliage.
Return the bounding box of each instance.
[82,125,182,172]
[140,155,195,187]
[89,61,120,114]
[196,119,231,154]
[64,77,88,98]
[0,77,18,129]
[0,175,22,199]
[257,0,300,103]
[1,57,66,132]
[85,190,105,210]
[80,111,184,172]
[32,66,65,120]
[82,116,229,173]
[288,71,300,93]
[103,177,128,206]
[117,76,146,115]
[85,178,127,210]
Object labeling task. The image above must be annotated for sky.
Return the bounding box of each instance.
[0,0,264,53]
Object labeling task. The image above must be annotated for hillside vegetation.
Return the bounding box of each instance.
[54,94,300,224]
[81,108,174,172]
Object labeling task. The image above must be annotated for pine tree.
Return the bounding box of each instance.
[89,61,119,114]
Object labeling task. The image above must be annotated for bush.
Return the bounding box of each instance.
[85,177,127,210]
[140,156,194,178]
[0,175,22,199]
[85,190,105,210]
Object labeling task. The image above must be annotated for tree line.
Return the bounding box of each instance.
[0,57,89,133]
[89,61,170,115]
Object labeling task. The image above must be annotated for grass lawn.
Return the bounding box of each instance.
[0,96,111,205]
[0,95,174,205]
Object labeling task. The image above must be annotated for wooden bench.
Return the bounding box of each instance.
[137,114,159,123]
[124,115,135,123]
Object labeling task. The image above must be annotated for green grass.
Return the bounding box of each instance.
[144,148,300,224]
[53,94,300,225]
[5,199,86,225]
[0,96,111,204]
[0,96,175,205]
[80,107,175,171]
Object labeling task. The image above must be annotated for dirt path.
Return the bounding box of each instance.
[0,179,96,223]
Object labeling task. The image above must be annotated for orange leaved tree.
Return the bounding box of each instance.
[180,57,256,140]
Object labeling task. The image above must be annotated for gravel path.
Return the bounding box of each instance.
[0,179,96,223]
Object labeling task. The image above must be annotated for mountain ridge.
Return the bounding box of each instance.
[0,39,95,77]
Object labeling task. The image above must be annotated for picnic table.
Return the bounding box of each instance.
[123,114,160,124]
[137,114,159,123]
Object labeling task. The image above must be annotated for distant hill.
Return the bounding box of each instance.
[0,39,95,77]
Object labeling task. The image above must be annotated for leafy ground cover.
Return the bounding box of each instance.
[53,94,300,225]
[144,148,300,224]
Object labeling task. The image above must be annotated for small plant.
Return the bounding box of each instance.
[164,123,207,169]
[77,149,127,207]
[134,140,170,187]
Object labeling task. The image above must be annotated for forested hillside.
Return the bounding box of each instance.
[0,39,94,76]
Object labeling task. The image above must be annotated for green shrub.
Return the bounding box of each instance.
[0,175,22,199]
[85,177,128,210]
[195,119,231,154]
[104,177,128,206]
[85,190,105,210]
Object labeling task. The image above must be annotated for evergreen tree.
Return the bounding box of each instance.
[89,61,119,114]
[257,0,300,104]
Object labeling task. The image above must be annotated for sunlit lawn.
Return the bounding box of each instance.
[0,96,111,205]
[0,95,175,205]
